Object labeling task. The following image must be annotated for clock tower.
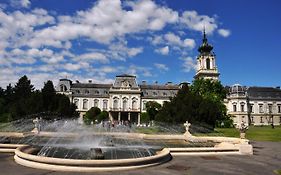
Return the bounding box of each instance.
[194,29,220,80]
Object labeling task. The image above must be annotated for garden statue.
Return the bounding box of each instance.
[184,121,192,136]
[32,117,42,134]
[239,121,248,139]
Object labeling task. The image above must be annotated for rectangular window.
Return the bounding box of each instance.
[268,104,272,113]
[143,101,147,110]
[260,116,263,123]
[278,105,281,113]
[74,99,79,108]
[259,104,263,113]
[233,104,237,112]
[251,116,254,123]
[103,100,107,110]
[83,100,88,110]
[250,104,254,113]
[94,100,99,107]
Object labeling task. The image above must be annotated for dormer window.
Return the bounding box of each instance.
[75,90,80,94]
[85,90,89,94]
[94,90,99,95]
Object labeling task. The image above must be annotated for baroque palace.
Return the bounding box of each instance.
[57,31,281,126]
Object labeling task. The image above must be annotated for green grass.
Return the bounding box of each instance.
[246,126,281,142]
[195,126,281,142]
[274,170,281,175]
[134,127,162,134]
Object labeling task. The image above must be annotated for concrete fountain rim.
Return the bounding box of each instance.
[14,145,172,172]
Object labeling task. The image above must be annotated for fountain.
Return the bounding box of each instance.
[0,118,253,172]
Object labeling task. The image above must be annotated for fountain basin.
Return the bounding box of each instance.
[14,145,172,172]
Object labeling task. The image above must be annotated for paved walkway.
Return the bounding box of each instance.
[0,141,280,175]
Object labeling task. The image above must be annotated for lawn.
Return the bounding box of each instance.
[195,126,281,142]
[274,170,281,175]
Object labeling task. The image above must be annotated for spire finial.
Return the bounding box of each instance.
[203,26,207,42]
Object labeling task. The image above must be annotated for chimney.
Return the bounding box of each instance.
[142,80,147,85]
[166,81,172,86]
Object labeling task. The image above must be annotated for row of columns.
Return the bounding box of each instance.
[111,112,140,125]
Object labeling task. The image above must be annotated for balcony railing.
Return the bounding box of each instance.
[109,107,140,112]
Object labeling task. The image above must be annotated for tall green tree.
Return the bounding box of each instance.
[156,80,228,129]
[190,78,227,101]
[14,75,34,99]
[42,80,56,111]
[83,107,101,125]
[146,101,161,121]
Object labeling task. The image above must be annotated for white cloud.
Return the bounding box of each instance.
[10,0,31,8]
[183,39,196,49]
[155,46,169,55]
[0,0,229,89]
[218,29,231,37]
[181,57,197,72]
[77,52,109,63]
[164,32,195,49]
[180,10,217,34]
[27,0,178,47]
[154,63,169,71]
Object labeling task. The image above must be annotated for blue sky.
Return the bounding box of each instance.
[0,0,280,89]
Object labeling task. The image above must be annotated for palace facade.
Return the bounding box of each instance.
[56,75,179,125]
[56,31,281,126]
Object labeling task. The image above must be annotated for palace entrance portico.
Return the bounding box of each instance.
[109,111,141,125]
[108,74,142,125]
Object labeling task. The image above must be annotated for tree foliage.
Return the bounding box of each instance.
[0,75,78,122]
[145,101,161,121]
[83,107,101,125]
[156,79,228,129]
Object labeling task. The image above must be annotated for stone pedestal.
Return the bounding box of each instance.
[240,132,246,139]
[239,143,253,155]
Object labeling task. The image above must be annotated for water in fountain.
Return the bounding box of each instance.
[32,118,156,159]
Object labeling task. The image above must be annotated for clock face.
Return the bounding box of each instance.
[122,80,130,87]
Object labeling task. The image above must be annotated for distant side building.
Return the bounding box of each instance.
[225,84,281,126]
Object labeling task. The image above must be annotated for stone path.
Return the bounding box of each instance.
[0,141,280,175]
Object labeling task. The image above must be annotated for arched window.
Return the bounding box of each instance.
[94,90,99,95]
[123,98,128,110]
[85,90,89,94]
[113,98,119,109]
[206,58,210,69]
[60,85,67,92]
[233,103,237,112]
[240,102,245,112]
[83,99,88,109]
[94,99,99,107]
[132,98,137,110]
[74,99,79,108]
